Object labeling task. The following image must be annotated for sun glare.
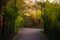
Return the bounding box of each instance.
[48,0,54,3]
[32,0,36,2]
[44,0,46,2]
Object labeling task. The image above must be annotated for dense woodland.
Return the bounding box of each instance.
[0,0,60,40]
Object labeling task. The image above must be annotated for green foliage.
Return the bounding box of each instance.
[42,2,60,38]
[2,1,19,37]
[15,16,23,27]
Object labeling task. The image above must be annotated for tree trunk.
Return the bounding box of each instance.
[0,0,2,40]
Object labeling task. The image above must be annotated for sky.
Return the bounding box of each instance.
[57,0,60,2]
[32,0,60,2]
[24,0,60,3]
[27,0,55,2]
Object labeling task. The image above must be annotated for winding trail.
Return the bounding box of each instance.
[14,28,48,40]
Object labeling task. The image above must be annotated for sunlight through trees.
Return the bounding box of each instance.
[0,0,60,40]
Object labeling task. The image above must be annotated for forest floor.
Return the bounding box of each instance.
[13,28,49,40]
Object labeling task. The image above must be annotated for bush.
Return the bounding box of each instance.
[42,2,60,40]
[2,1,19,38]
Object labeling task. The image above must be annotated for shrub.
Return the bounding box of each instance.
[42,2,60,39]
